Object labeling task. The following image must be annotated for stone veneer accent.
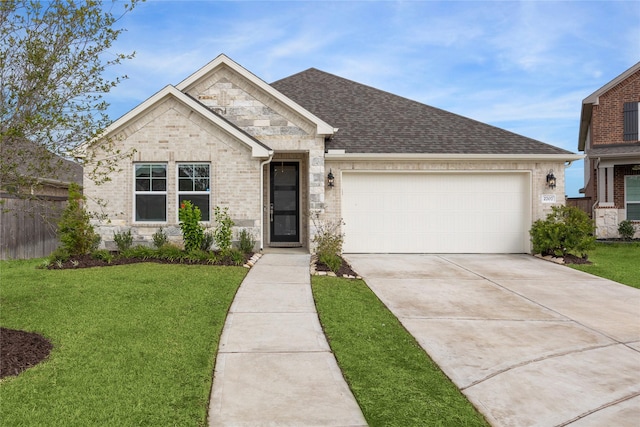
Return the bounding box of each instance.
[84,65,327,250]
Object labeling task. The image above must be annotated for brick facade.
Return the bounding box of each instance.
[591,69,640,147]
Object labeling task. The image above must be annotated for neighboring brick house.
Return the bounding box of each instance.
[81,54,580,254]
[578,62,640,238]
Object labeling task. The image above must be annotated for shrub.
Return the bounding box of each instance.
[530,205,596,257]
[185,249,211,263]
[228,248,246,266]
[311,212,345,273]
[122,245,156,260]
[201,231,214,251]
[57,183,100,256]
[618,220,636,240]
[152,227,169,248]
[92,249,113,264]
[238,229,256,254]
[179,200,204,252]
[213,206,234,253]
[113,229,133,252]
[48,247,70,264]
[155,244,185,262]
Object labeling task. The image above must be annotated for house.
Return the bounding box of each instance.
[81,54,580,254]
[0,141,83,259]
[578,62,640,239]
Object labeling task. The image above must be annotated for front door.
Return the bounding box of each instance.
[270,162,299,243]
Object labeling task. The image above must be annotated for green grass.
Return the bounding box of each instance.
[312,276,489,427]
[568,242,640,289]
[0,260,246,426]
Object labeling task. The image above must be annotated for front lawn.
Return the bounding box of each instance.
[312,276,489,427]
[0,260,246,426]
[568,242,640,289]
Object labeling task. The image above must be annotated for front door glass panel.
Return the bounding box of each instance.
[270,163,299,242]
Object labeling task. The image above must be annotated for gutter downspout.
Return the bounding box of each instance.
[259,153,274,251]
[591,157,600,220]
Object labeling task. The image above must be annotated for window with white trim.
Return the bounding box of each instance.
[178,163,211,221]
[135,164,167,222]
[625,175,640,220]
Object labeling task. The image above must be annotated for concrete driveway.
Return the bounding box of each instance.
[345,254,640,427]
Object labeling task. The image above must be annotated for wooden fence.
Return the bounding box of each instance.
[0,195,67,260]
[566,196,593,218]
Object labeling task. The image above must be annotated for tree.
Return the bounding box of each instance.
[0,0,139,198]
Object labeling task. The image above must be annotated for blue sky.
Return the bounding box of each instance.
[103,0,640,197]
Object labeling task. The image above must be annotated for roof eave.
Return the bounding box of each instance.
[325,153,584,162]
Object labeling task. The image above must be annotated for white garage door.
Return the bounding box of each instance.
[342,172,530,253]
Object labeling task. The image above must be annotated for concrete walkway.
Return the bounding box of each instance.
[208,253,367,427]
[346,254,640,427]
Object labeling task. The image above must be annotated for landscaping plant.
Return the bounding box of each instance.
[213,206,234,253]
[178,200,205,252]
[56,183,100,256]
[530,205,596,257]
[238,229,256,254]
[152,227,168,248]
[311,213,345,273]
[113,229,133,252]
[618,220,636,240]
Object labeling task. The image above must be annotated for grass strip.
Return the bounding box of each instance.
[312,275,489,427]
[568,242,640,289]
[0,260,246,426]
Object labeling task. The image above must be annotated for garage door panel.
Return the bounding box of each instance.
[342,172,529,253]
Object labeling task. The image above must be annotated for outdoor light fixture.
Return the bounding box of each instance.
[546,170,556,189]
[327,169,335,187]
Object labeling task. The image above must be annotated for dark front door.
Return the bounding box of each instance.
[270,162,299,243]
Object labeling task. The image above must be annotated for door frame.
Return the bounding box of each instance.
[269,161,301,244]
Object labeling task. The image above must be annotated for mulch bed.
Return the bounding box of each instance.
[0,328,53,379]
[48,252,253,269]
[314,256,360,277]
[563,254,591,265]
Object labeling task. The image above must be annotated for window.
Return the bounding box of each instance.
[623,102,639,141]
[135,164,167,221]
[626,175,640,220]
[178,164,211,221]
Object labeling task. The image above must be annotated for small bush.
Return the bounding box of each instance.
[122,245,156,260]
[152,227,169,248]
[320,252,342,273]
[201,231,214,251]
[186,249,211,263]
[113,229,133,252]
[618,220,636,240]
[227,248,246,266]
[311,212,345,273]
[238,229,256,254]
[213,206,234,253]
[48,247,70,264]
[530,205,596,257]
[179,201,204,252]
[155,244,184,262]
[57,183,100,256]
[92,249,113,264]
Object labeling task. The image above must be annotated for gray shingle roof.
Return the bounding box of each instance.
[271,68,573,155]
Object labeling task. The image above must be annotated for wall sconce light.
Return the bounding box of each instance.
[546,170,556,189]
[327,169,335,187]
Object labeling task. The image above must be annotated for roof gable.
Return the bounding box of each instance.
[90,85,272,158]
[272,68,574,156]
[176,54,335,136]
[579,62,640,151]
